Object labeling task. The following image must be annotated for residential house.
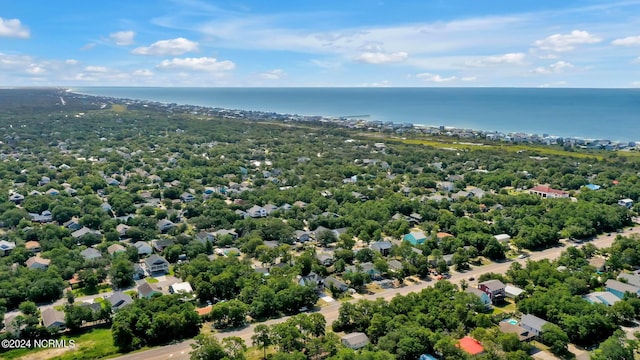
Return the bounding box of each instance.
[341,332,370,350]
[72,226,101,239]
[618,198,634,208]
[498,322,535,342]
[132,241,153,256]
[437,181,455,192]
[606,279,640,299]
[295,230,311,243]
[584,291,621,306]
[528,185,569,199]
[180,192,196,202]
[137,282,162,299]
[152,239,175,252]
[169,282,194,295]
[466,287,492,307]
[107,243,127,256]
[25,240,41,253]
[29,211,53,223]
[108,292,134,311]
[41,308,65,331]
[618,273,640,287]
[26,255,51,270]
[316,252,335,266]
[246,205,267,218]
[116,224,130,238]
[370,241,392,256]
[589,257,606,272]
[157,219,177,233]
[0,240,16,256]
[145,254,169,274]
[213,229,238,240]
[263,204,279,215]
[133,264,145,280]
[346,262,381,279]
[45,188,60,196]
[494,234,511,245]
[195,232,215,244]
[80,247,102,261]
[436,232,454,241]
[457,336,485,356]
[324,276,348,292]
[387,259,404,273]
[63,217,82,231]
[9,193,25,204]
[419,355,438,360]
[520,314,549,337]
[468,187,486,198]
[403,230,427,246]
[298,272,324,291]
[478,279,506,304]
[505,284,525,298]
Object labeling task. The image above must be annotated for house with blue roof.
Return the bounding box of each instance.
[605,279,640,299]
[403,230,427,246]
[584,291,621,306]
[419,355,438,360]
[585,183,601,191]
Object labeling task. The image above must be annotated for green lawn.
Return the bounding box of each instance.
[145,277,159,283]
[72,284,112,297]
[3,328,119,360]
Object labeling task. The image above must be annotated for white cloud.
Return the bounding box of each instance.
[0,17,29,38]
[532,61,574,74]
[26,65,44,74]
[537,81,567,88]
[635,57,640,64]
[612,35,640,47]
[461,76,477,81]
[416,72,457,82]
[355,51,408,64]
[85,66,109,73]
[132,37,199,56]
[310,59,342,69]
[133,69,153,77]
[632,81,640,87]
[260,69,286,80]
[110,31,135,46]
[465,53,526,67]
[538,54,559,60]
[550,61,574,71]
[533,30,601,52]
[157,57,235,72]
[65,59,79,65]
[81,43,96,51]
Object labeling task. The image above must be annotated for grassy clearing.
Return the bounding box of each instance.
[492,300,517,315]
[3,328,118,360]
[395,138,605,160]
[72,284,112,297]
[145,277,159,284]
[109,104,127,113]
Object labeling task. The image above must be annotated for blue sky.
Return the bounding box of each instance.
[1,0,640,87]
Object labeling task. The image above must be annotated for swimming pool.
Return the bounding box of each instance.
[504,318,518,325]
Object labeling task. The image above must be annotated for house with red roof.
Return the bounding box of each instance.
[457,336,485,356]
[528,185,569,199]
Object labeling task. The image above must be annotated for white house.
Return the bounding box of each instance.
[341,333,370,350]
[618,198,634,208]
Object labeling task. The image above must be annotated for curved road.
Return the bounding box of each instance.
[107,231,626,360]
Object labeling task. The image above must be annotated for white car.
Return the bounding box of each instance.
[517,254,528,259]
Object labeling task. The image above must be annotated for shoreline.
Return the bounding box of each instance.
[65,87,639,147]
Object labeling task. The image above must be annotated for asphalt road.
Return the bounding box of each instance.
[108,230,629,360]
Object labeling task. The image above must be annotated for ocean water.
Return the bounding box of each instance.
[73,87,640,142]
